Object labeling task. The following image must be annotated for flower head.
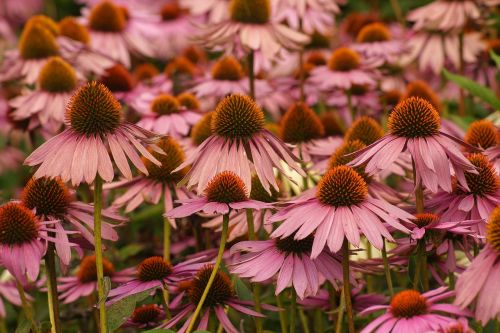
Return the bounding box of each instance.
[280,102,324,144]
[465,120,498,149]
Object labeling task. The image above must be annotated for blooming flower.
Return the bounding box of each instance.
[58,255,133,303]
[122,304,166,329]
[9,56,79,134]
[270,165,414,257]
[230,233,347,299]
[160,265,277,333]
[360,288,471,333]
[107,256,207,304]
[24,81,163,186]
[193,0,309,62]
[174,94,305,194]
[455,205,500,323]
[180,0,230,24]
[168,171,272,218]
[350,97,477,193]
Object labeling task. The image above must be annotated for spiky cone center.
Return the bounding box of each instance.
[59,17,90,44]
[77,255,115,283]
[465,120,498,149]
[464,153,499,196]
[21,177,72,217]
[26,15,60,36]
[250,176,278,202]
[67,81,122,136]
[0,203,40,245]
[177,92,200,110]
[137,256,173,282]
[344,116,384,145]
[212,94,264,139]
[328,47,361,72]
[306,31,331,49]
[381,89,402,107]
[151,94,180,115]
[161,2,182,20]
[131,304,162,324]
[275,234,314,254]
[188,265,235,307]
[306,52,327,66]
[164,56,196,77]
[183,46,205,64]
[211,57,245,81]
[321,112,344,137]
[19,24,60,60]
[88,1,127,32]
[328,140,369,181]
[412,213,439,228]
[390,290,428,318]
[133,63,159,83]
[38,57,77,93]
[205,171,248,203]
[344,12,380,38]
[405,80,442,113]
[356,22,391,43]
[487,206,500,252]
[100,64,134,92]
[317,166,368,207]
[230,0,270,24]
[191,112,213,146]
[388,97,441,138]
[281,102,324,144]
[143,137,187,182]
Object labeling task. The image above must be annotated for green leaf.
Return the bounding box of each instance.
[234,277,252,301]
[15,320,31,333]
[443,69,500,109]
[490,50,500,69]
[106,288,153,332]
[117,243,143,260]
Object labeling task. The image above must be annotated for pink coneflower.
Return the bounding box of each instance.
[309,47,376,92]
[203,176,276,241]
[360,287,471,333]
[21,176,126,264]
[24,81,163,186]
[82,0,154,68]
[107,256,207,304]
[407,0,488,31]
[431,317,474,333]
[350,97,477,193]
[0,202,70,283]
[402,30,484,74]
[230,233,347,299]
[148,2,196,60]
[180,0,230,24]
[351,23,406,66]
[174,94,305,194]
[0,280,23,317]
[57,255,133,303]
[57,16,116,77]
[299,286,387,314]
[270,165,413,257]
[193,0,309,62]
[168,171,272,218]
[0,146,24,174]
[105,137,192,217]
[134,93,202,138]
[122,304,166,329]
[274,0,342,35]
[9,57,79,134]
[160,265,277,332]
[465,120,500,171]
[455,205,500,324]
[0,19,60,84]
[0,0,43,26]
[427,153,500,235]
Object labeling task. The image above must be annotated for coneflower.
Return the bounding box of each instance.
[123,304,166,329]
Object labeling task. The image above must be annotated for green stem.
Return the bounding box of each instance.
[0,318,7,333]
[299,309,310,333]
[335,289,345,333]
[366,242,374,293]
[413,241,426,290]
[412,159,424,214]
[390,0,405,27]
[93,176,108,333]
[314,309,324,333]
[246,209,263,333]
[290,289,297,333]
[163,217,171,261]
[342,240,355,333]
[276,293,288,333]
[382,238,394,298]
[347,91,355,122]
[186,213,230,333]
[327,283,338,329]
[160,289,171,321]
[16,280,39,333]
[248,51,255,100]
[448,271,455,289]
[45,242,61,333]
